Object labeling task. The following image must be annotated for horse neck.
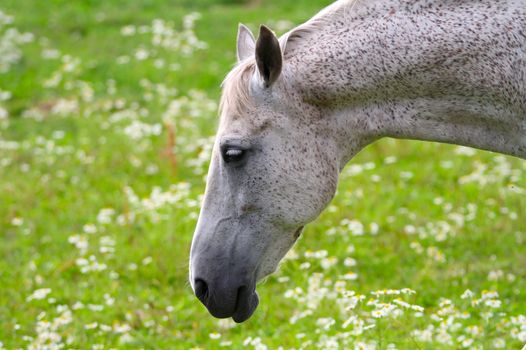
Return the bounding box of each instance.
[285,0,526,162]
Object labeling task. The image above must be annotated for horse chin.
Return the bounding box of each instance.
[232,290,259,323]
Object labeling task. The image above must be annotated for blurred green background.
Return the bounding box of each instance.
[0,0,525,349]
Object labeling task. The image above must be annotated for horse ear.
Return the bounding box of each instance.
[237,23,256,62]
[255,25,282,87]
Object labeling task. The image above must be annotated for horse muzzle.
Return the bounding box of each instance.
[192,274,259,323]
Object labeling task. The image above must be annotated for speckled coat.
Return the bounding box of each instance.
[190,0,526,323]
[282,0,526,160]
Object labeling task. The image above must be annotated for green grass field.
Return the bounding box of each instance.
[1,0,525,349]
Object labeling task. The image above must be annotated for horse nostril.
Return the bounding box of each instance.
[194,278,209,302]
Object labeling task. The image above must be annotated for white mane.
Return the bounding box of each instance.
[220,0,359,117]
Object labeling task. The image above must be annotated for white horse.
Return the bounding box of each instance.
[189,0,526,322]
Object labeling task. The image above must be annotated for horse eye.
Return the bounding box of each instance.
[222,148,245,163]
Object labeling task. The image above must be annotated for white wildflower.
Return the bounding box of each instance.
[83,223,97,234]
[209,332,221,339]
[11,217,23,226]
[84,322,98,330]
[461,289,474,299]
[343,257,357,267]
[97,208,115,224]
[27,288,51,301]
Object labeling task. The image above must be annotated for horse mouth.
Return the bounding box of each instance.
[195,279,259,323]
[232,287,259,323]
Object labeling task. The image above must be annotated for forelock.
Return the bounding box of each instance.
[219,60,256,117]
